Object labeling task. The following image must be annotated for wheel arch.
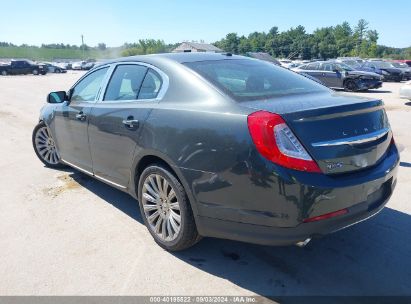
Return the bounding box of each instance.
[130,151,200,219]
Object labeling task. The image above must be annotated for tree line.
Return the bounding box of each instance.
[214,19,410,60]
[0,19,409,59]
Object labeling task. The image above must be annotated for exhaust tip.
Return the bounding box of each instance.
[296,238,311,247]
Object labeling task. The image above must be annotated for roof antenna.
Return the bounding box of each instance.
[223,52,232,57]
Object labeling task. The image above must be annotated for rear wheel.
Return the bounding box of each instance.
[344,79,358,92]
[138,164,200,251]
[1,70,7,76]
[32,122,65,168]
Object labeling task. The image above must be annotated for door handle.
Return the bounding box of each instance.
[75,112,87,121]
[122,117,139,129]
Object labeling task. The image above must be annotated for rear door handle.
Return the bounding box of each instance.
[122,117,139,129]
[75,112,87,121]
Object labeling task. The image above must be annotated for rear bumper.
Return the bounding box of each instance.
[195,144,399,246]
[197,174,396,246]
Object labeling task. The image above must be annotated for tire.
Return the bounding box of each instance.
[1,70,7,76]
[32,69,39,75]
[138,164,200,251]
[344,79,358,92]
[32,122,65,169]
[55,69,61,74]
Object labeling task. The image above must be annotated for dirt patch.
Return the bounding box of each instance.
[42,173,83,198]
[0,110,15,118]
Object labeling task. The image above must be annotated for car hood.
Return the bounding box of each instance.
[380,68,402,74]
[346,70,381,78]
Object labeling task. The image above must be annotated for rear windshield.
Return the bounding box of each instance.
[184,59,327,102]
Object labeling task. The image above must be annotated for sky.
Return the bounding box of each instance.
[1,0,410,48]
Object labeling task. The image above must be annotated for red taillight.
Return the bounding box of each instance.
[247,111,321,173]
[303,208,348,223]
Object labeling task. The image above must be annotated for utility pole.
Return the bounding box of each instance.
[81,34,85,60]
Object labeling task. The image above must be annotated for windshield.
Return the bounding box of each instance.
[343,60,361,68]
[391,62,407,68]
[375,61,394,69]
[336,63,354,71]
[184,59,327,102]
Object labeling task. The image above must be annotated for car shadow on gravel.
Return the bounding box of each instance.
[67,170,143,223]
[175,208,411,297]
[67,170,411,297]
[365,90,392,93]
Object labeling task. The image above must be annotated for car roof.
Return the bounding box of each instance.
[101,52,244,65]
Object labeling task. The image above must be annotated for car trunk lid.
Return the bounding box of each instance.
[241,92,392,174]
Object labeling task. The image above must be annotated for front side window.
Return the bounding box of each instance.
[185,59,327,102]
[71,67,109,102]
[321,63,333,71]
[104,65,147,101]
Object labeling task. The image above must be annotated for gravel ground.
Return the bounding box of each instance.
[0,72,410,297]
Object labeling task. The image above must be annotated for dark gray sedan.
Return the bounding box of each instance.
[33,53,399,251]
[294,61,382,91]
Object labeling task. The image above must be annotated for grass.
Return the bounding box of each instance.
[0,46,123,61]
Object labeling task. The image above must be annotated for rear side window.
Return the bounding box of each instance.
[104,65,147,101]
[184,59,326,102]
[138,69,162,99]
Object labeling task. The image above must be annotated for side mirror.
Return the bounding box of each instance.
[47,91,67,104]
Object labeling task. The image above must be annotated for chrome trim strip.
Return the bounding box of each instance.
[61,159,127,189]
[94,174,127,189]
[312,128,390,147]
[60,159,93,175]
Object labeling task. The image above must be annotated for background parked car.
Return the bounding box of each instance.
[42,62,67,73]
[390,62,411,80]
[401,60,411,67]
[71,61,85,70]
[336,58,378,73]
[0,59,47,76]
[55,62,72,70]
[278,59,294,68]
[295,61,382,91]
[82,61,96,70]
[362,61,403,82]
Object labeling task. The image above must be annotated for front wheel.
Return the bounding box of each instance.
[32,122,65,168]
[344,79,358,92]
[138,164,200,251]
[1,70,7,76]
[32,69,39,75]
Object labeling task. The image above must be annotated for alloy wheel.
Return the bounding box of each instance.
[34,126,60,165]
[142,174,181,241]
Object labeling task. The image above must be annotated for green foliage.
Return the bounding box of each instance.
[121,39,169,57]
[213,20,410,60]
